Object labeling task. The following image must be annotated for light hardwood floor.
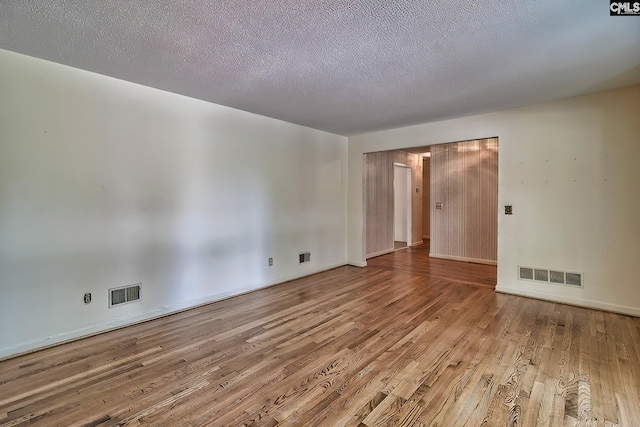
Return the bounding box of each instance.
[1,245,639,426]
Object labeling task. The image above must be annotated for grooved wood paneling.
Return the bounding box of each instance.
[364,152,394,256]
[364,150,422,258]
[431,138,498,262]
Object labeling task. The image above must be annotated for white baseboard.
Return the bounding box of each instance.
[412,240,424,246]
[429,253,497,266]
[366,248,394,259]
[348,260,368,267]
[0,261,348,361]
[495,285,640,317]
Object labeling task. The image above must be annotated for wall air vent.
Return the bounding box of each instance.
[109,283,142,308]
[519,267,534,280]
[299,252,311,263]
[534,269,549,282]
[518,266,583,288]
[549,270,565,284]
[565,273,583,287]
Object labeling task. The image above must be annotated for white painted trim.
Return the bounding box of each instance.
[0,261,347,361]
[412,240,424,246]
[348,260,368,268]
[429,253,497,265]
[495,285,640,318]
[366,248,395,259]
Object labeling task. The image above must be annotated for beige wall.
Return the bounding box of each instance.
[0,49,348,359]
[430,139,498,263]
[364,152,394,256]
[364,150,422,258]
[349,85,640,316]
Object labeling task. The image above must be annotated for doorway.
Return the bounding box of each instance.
[422,152,431,250]
[363,138,497,266]
[393,163,412,250]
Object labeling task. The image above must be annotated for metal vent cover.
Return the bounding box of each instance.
[518,266,583,288]
[549,270,565,284]
[519,267,534,280]
[565,273,582,287]
[299,252,311,263]
[109,283,142,307]
[534,269,549,282]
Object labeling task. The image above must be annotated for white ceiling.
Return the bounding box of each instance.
[1,1,639,136]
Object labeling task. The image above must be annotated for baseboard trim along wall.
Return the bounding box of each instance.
[495,285,640,318]
[348,260,368,267]
[429,253,498,266]
[0,261,348,361]
[365,248,394,259]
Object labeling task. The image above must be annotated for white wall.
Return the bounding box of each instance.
[0,49,348,358]
[393,165,407,242]
[348,85,640,316]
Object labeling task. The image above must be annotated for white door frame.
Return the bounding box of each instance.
[393,163,412,247]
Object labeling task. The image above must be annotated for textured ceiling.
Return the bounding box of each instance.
[1,1,639,136]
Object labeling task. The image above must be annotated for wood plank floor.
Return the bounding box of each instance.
[1,245,640,426]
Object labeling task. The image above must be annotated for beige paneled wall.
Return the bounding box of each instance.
[364,150,422,258]
[431,138,498,263]
[364,152,394,257]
